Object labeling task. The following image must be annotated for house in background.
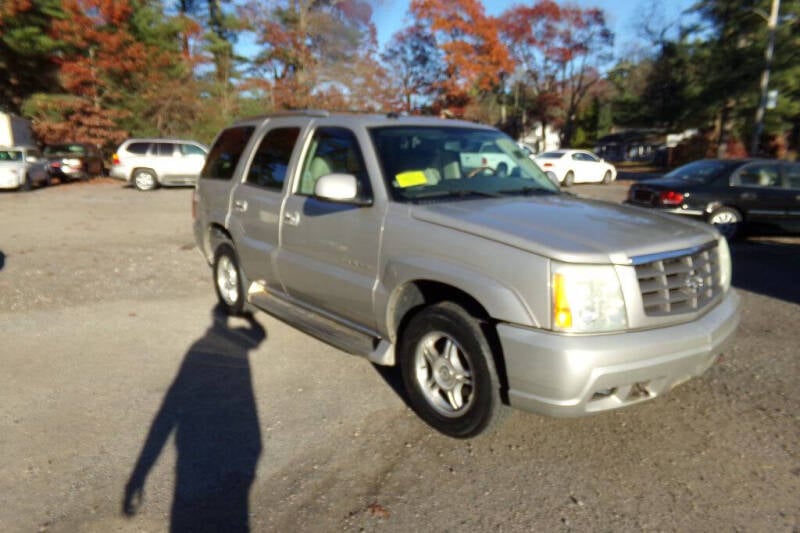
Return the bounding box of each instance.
[520,122,561,154]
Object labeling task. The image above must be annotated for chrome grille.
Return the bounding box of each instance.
[635,245,720,316]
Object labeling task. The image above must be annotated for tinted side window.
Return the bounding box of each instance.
[298,127,371,198]
[784,163,800,190]
[731,163,781,188]
[201,126,256,181]
[181,143,206,156]
[127,142,150,155]
[245,128,300,191]
[155,143,175,156]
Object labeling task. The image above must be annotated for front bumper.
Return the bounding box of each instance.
[498,289,740,417]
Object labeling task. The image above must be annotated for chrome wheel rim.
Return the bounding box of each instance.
[710,212,739,238]
[413,332,475,417]
[135,172,155,190]
[216,255,239,305]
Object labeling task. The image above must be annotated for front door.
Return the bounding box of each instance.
[277,126,382,330]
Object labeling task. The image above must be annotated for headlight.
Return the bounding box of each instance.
[551,262,627,333]
[717,237,732,292]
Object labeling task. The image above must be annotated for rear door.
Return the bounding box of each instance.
[277,126,382,329]
[228,119,306,289]
[196,125,256,258]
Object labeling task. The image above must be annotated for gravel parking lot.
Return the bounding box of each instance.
[1,179,798,532]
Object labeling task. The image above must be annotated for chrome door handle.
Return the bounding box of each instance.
[740,192,757,200]
[233,200,248,212]
[283,212,300,226]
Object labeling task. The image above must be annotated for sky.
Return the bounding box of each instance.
[370,0,698,54]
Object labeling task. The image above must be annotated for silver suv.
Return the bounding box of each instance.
[193,111,740,437]
[111,138,208,191]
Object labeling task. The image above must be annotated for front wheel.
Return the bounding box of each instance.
[399,302,505,438]
[602,170,612,184]
[213,242,247,316]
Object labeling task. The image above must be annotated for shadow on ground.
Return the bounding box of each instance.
[123,305,266,532]
[0,250,5,271]
[731,239,800,305]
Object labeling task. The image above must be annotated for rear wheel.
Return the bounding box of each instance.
[562,170,574,187]
[399,302,505,438]
[602,170,612,184]
[213,242,247,316]
[133,169,158,191]
[708,207,742,240]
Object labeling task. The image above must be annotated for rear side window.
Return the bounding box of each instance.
[154,143,175,156]
[731,163,781,188]
[201,126,256,181]
[245,128,300,191]
[126,143,150,155]
[785,163,800,190]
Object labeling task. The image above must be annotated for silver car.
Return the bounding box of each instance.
[193,112,740,438]
[110,138,208,191]
[0,146,50,190]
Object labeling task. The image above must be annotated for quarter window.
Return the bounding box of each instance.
[201,126,256,181]
[784,163,800,190]
[127,142,150,155]
[245,128,300,191]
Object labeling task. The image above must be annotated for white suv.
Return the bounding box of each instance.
[110,138,208,191]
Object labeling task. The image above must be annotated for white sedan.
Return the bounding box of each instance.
[533,149,616,186]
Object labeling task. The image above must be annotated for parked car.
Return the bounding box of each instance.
[44,142,105,182]
[110,138,208,191]
[626,158,800,240]
[533,149,617,186]
[193,111,739,438]
[0,146,51,190]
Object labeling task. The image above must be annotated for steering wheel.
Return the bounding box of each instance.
[466,165,496,179]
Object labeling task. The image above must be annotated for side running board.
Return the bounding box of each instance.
[247,282,394,366]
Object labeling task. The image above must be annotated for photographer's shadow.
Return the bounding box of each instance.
[123,305,265,532]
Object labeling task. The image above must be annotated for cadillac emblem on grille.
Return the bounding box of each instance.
[683,275,705,295]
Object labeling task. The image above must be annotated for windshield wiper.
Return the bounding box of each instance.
[500,186,557,196]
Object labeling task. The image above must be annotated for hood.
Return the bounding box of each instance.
[410,194,717,264]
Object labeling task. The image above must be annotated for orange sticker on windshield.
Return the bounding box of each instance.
[395,170,427,188]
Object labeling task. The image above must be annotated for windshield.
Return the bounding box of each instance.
[44,144,87,156]
[369,126,559,202]
[663,160,739,183]
[0,150,23,161]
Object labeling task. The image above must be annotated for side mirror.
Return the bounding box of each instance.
[314,173,372,206]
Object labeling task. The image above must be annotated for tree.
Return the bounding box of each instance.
[408,0,513,117]
[0,0,63,114]
[381,23,443,112]
[499,0,613,147]
[243,0,393,111]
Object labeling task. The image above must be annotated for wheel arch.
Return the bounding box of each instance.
[389,280,511,404]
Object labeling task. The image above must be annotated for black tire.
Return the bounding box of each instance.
[132,169,158,191]
[562,170,574,187]
[707,207,742,240]
[21,175,32,191]
[399,302,505,438]
[602,170,612,184]
[213,242,247,316]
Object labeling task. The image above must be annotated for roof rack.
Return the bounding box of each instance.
[239,110,330,122]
